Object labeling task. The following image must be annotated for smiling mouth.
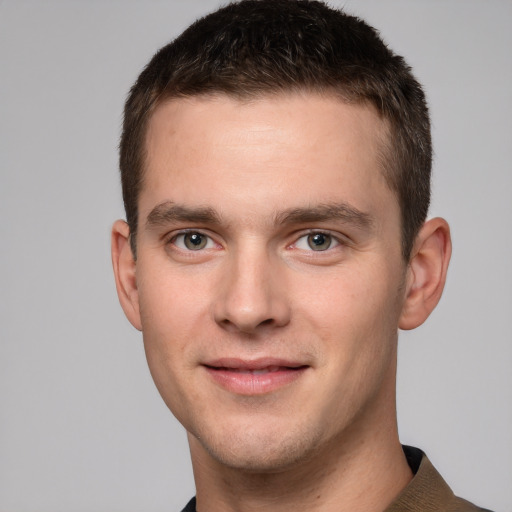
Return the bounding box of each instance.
[203,361,309,395]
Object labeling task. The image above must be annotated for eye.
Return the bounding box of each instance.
[172,232,215,251]
[294,232,340,251]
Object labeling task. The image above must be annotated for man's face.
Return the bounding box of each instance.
[131,93,407,471]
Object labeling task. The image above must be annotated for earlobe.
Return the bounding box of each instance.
[111,220,142,331]
[399,217,452,330]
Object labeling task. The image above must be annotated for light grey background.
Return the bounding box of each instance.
[1,1,511,511]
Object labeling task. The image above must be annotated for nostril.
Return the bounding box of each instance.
[220,316,276,333]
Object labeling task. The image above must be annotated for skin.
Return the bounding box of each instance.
[112,93,451,512]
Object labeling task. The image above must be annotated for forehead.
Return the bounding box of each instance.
[145,92,387,162]
[141,93,395,225]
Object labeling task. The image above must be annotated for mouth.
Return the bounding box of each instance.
[202,358,309,395]
[212,365,301,374]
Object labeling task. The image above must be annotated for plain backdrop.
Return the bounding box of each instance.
[1,1,511,511]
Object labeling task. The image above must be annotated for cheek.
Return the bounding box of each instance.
[136,269,209,399]
[295,262,403,361]
[304,264,399,317]
[297,267,401,419]
[137,261,212,338]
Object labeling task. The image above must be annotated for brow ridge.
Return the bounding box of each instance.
[274,203,374,229]
[145,201,373,231]
[145,201,221,228]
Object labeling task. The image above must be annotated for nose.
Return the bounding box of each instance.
[213,246,291,334]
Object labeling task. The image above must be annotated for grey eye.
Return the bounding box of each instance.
[307,233,332,251]
[184,232,208,250]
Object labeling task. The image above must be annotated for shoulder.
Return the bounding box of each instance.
[180,448,493,512]
[180,496,196,512]
[385,446,493,512]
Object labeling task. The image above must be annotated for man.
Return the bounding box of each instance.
[111,1,490,511]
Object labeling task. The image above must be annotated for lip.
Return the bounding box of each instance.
[202,358,309,395]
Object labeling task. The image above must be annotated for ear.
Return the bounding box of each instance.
[399,217,452,330]
[111,220,142,331]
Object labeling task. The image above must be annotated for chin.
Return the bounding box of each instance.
[190,419,322,473]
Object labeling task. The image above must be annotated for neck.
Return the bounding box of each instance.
[189,370,412,512]
[191,438,411,512]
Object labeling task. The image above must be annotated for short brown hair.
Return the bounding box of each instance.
[120,0,431,259]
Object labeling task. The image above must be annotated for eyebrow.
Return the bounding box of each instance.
[274,203,374,230]
[145,201,221,228]
[145,201,374,231]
